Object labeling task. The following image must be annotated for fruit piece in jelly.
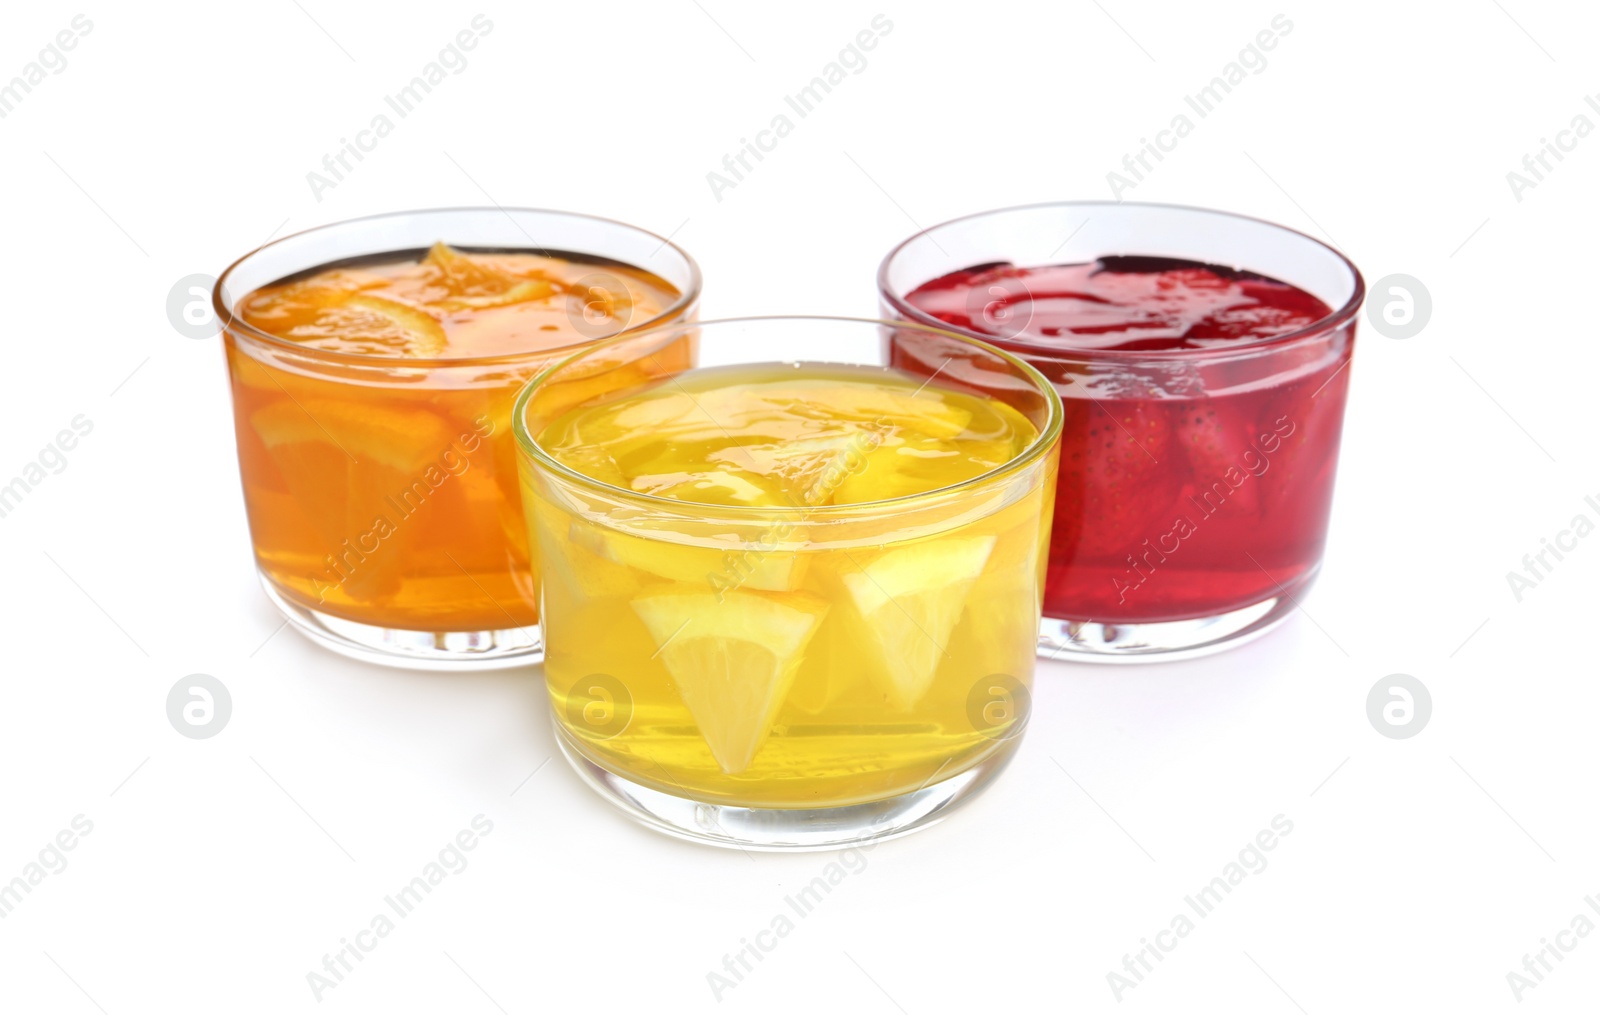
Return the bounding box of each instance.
[249,400,455,599]
[624,464,778,506]
[830,429,1020,505]
[570,523,807,593]
[841,535,995,709]
[1174,399,1259,516]
[661,381,973,440]
[250,398,455,470]
[426,242,564,310]
[340,295,448,357]
[722,432,875,502]
[533,511,640,601]
[1056,398,1178,559]
[631,590,828,774]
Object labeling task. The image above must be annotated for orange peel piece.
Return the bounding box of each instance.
[342,295,447,357]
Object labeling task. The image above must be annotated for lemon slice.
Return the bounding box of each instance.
[682,383,972,439]
[831,430,1024,505]
[627,467,782,506]
[835,387,971,438]
[841,535,996,709]
[569,524,806,593]
[830,441,953,504]
[343,294,447,357]
[524,511,639,601]
[607,392,706,431]
[724,433,876,504]
[616,432,878,508]
[631,591,827,774]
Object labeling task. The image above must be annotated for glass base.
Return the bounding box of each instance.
[1037,592,1300,663]
[553,717,1018,851]
[260,574,542,670]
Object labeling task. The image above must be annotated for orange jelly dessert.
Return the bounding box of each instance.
[223,241,687,645]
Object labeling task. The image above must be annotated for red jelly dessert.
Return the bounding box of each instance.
[902,256,1349,626]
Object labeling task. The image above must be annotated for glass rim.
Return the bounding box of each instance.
[877,199,1366,362]
[512,314,1065,518]
[212,205,704,368]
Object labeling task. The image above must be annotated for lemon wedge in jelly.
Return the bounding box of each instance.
[631,591,827,774]
[841,535,996,709]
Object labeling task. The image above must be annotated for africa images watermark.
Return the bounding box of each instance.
[1505,93,1599,203]
[0,15,93,121]
[0,415,94,521]
[305,815,495,1001]
[1106,14,1293,200]
[0,815,94,920]
[706,14,894,202]
[1111,414,1296,605]
[306,15,494,201]
[700,675,1028,1002]
[706,841,877,1001]
[1504,894,1600,1001]
[309,415,495,603]
[1504,491,1599,602]
[1106,814,1295,1001]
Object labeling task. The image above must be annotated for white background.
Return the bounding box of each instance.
[1,1,1596,1012]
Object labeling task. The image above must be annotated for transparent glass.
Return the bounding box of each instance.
[515,317,1061,849]
[215,208,700,669]
[880,202,1364,660]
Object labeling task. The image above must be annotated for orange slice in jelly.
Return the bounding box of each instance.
[250,399,456,470]
[424,241,502,290]
[341,294,447,357]
[440,279,556,310]
[250,399,458,602]
[425,241,561,311]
